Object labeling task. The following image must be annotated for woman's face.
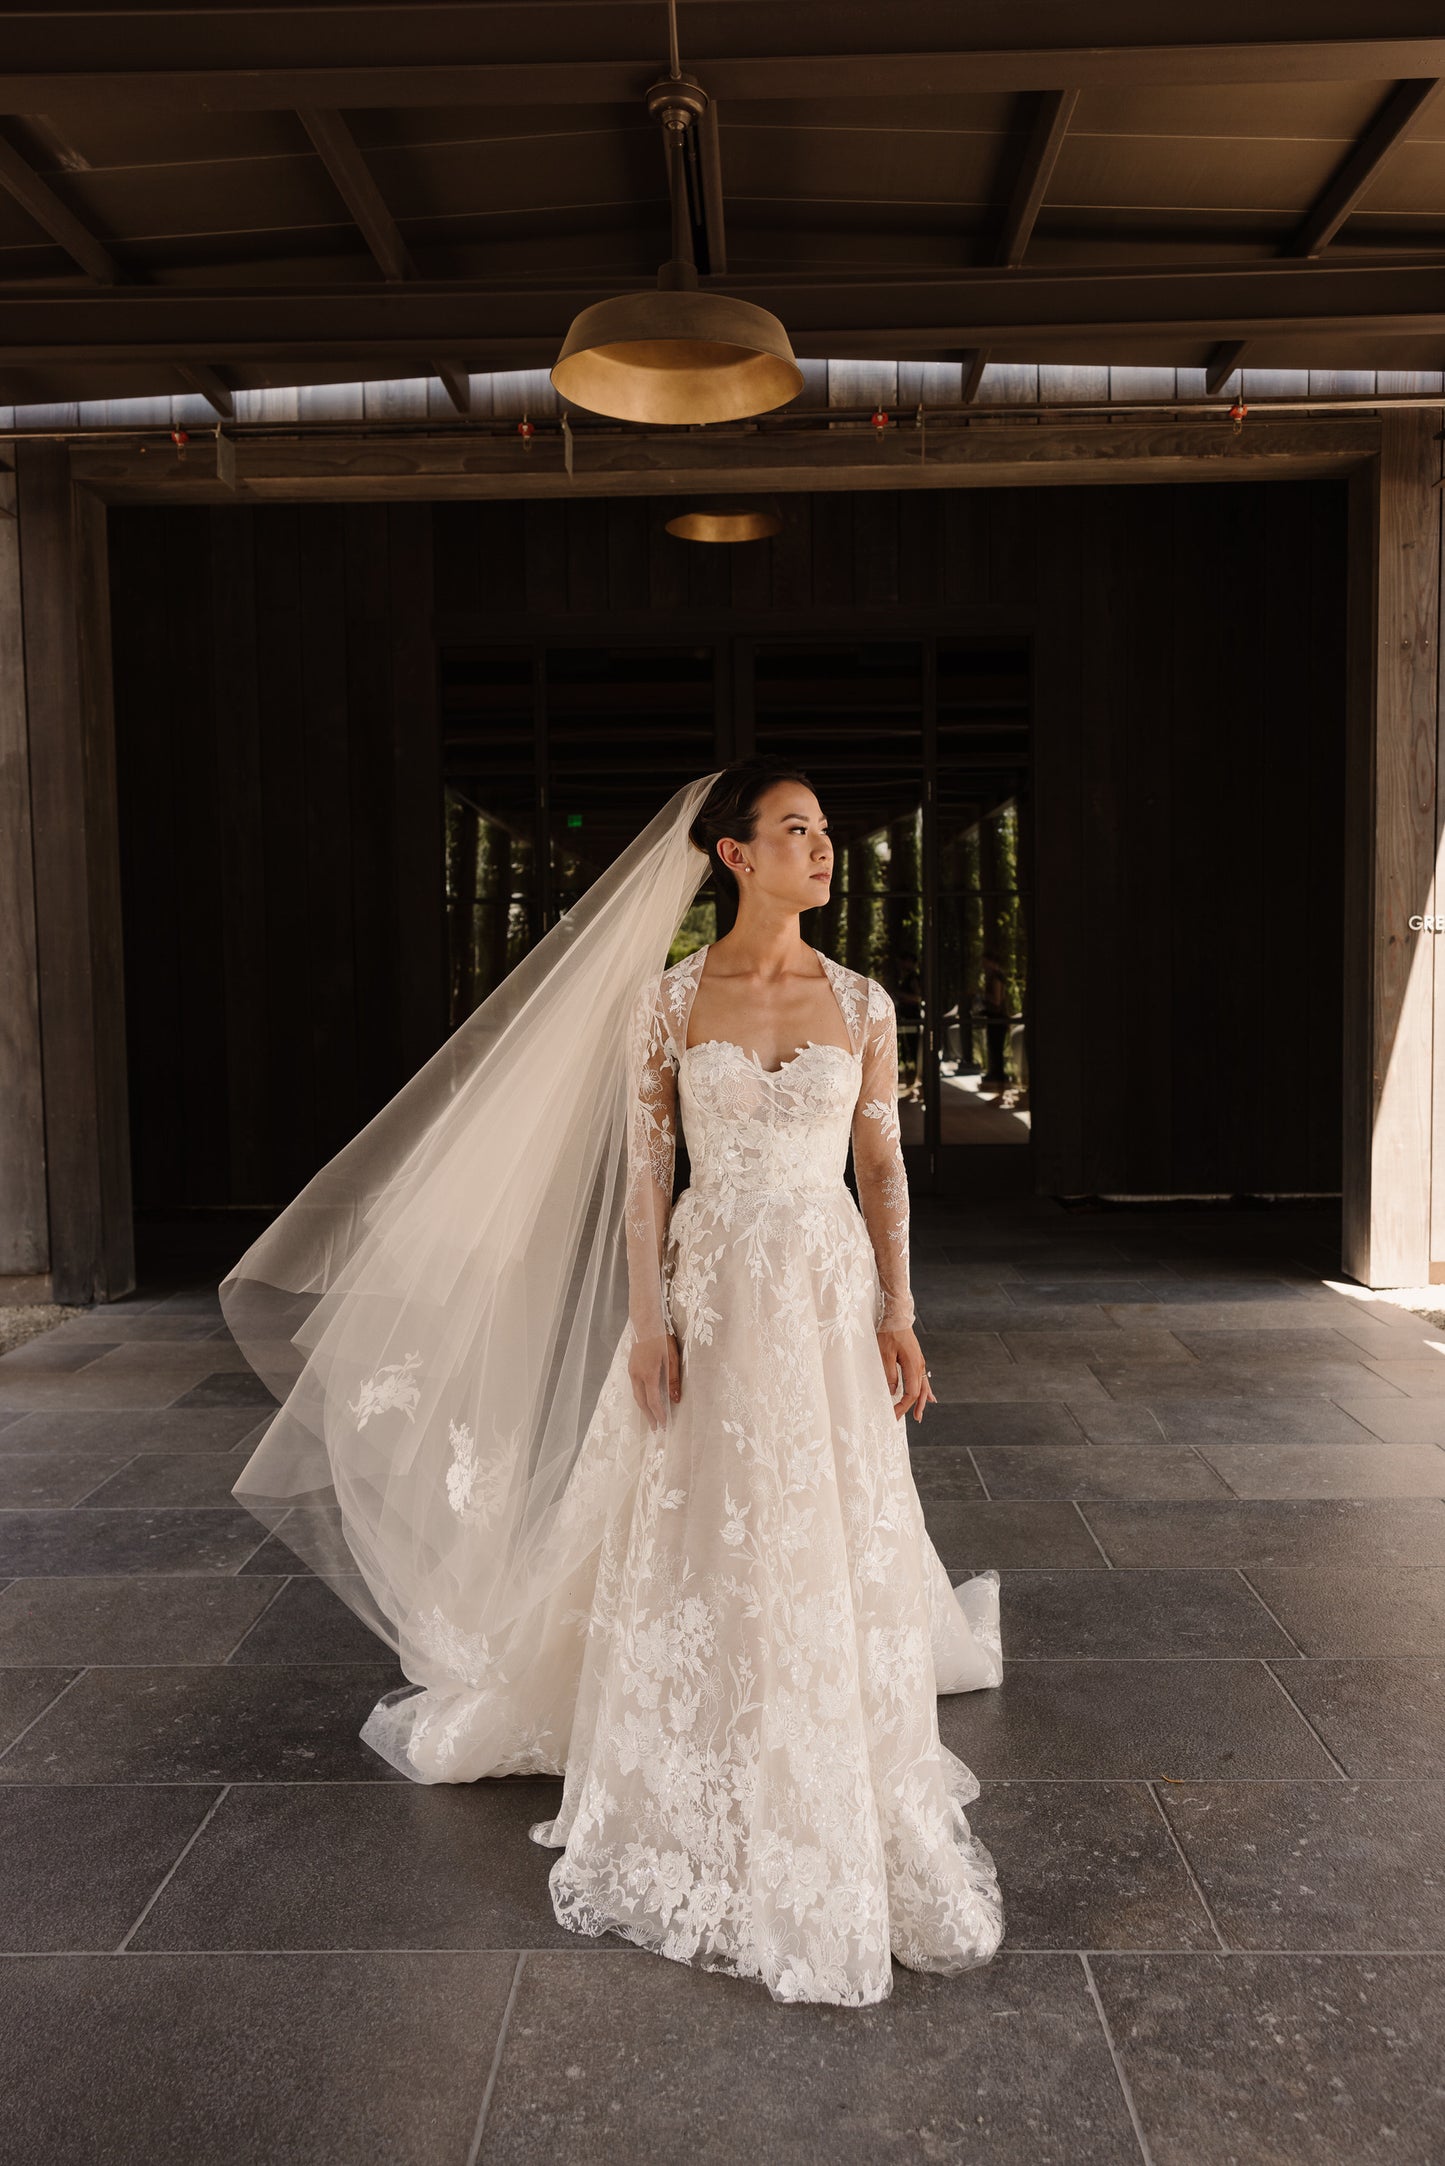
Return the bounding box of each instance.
[722,781,834,912]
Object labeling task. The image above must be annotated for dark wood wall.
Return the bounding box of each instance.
[109,504,442,1212]
[109,481,1346,1211]
[1032,480,1347,1198]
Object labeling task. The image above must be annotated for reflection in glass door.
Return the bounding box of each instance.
[934,639,1032,1151]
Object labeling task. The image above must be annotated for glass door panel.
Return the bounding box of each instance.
[442,646,538,1026]
[936,639,1032,1145]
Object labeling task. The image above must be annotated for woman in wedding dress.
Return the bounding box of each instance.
[224,761,1004,2007]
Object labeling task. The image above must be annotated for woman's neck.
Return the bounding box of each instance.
[711,903,810,979]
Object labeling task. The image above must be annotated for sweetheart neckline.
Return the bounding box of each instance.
[681,1037,861,1077]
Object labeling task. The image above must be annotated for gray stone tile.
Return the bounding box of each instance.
[911,1402,1087,1448]
[77,1453,258,1509]
[1157,1781,1445,1951]
[1081,1499,1445,1569]
[1103,1281,1313,1305]
[0,1662,408,1783]
[1243,1566,1445,1659]
[1000,1248,1139,1274]
[135,1779,577,1951]
[929,1363,1114,1404]
[0,1411,22,1434]
[1361,1359,1445,1397]
[928,1305,1118,1335]
[973,1445,1234,1502]
[0,1666,79,1753]
[1154,1397,1382,1446]
[0,1369,196,1411]
[227,1577,388,1664]
[1000,1571,1296,1659]
[0,1451,136,1507]
[920,1499,1108,1569]
[1102,1300,1358,1330]
[0,1408,270,1454]
[999,1330,1196,1366]
[938,1660,1339,1779]
[1193,1438,1445,1500]
[146,1292,228,1317]
[0,1949,513,2166]
[1067,1401,1170,1445]
[973,1779,1219,1950]
[237,1524,318,1575]
[0,1507,267,1576]
[1322,1316,1441,1359]
[1002,1280,1161,1306]
[85,1340,254,1377]
[167,1370,278,1409]
[1170,1326,1388,1363]
[1268,1661,1445,1777]
[1339,1397,1445,1445]
[0,1575,279,1665]
[481,1950,1138,2164]
[0,1785,222,1950]
[910,1330,1011,1365]
[1091,1361,1403,1399]
[906,1447,985,1502]
[0,1337,118,1373]
[53,1313,224,1341]
[1091,1952,1445,2166]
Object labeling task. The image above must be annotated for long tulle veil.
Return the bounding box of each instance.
[222,771,720,1736]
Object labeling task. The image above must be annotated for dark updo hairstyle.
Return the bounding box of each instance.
[689,759,817,928]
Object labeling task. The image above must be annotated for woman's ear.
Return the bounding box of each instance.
[716,835,748,875]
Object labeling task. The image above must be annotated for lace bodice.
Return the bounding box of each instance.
[625,945,914,1340]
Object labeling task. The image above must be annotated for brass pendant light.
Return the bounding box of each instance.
[665,496,783,543]
[551,3,803,426]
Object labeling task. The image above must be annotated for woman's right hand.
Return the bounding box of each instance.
[628,1331,681,1431]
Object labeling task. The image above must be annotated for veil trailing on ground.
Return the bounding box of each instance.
[221,772,719,1740]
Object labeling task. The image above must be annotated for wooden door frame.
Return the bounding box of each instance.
[2,410,1432,1295]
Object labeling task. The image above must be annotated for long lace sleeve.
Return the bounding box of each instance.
[852,979,915,1332]
[624,979,679,1341]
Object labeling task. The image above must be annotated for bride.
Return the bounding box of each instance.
[223,759,1005,2006]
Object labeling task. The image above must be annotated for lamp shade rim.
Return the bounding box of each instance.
[551,286,804,424]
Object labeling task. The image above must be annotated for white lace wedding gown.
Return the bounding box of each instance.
[363,942,1005,2006]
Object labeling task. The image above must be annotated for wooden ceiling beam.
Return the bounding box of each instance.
[998,88,1078,270]
[1295,76,1444,259]
[298,106,415,281]
[299,110,477,409]
[1204,342,1247,397]
[0,127,117,281]
[174,362,234,417]
[954,87,1078,404]
[1205,76,1444,392]
[435,361,471,415]
[11,260,1445,390]
[9,37,1445,111]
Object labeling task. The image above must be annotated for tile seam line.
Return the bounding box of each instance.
[1079,1951,1157,2166]
[467,1949,525,2166]
[115,1781,232,1951]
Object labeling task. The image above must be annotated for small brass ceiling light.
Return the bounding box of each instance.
[551,2,803,426]
[665,496,783,543]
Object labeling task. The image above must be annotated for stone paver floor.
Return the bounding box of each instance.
[2,1199,1444,2164]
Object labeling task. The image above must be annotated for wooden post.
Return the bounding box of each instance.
[10,443,134,1303]
[0,456,49,1291]
[1342,411,1442,1286]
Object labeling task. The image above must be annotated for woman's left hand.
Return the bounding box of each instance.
[877,1326,936,1422]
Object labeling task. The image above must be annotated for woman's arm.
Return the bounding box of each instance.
[852,979,935,1420]
[853,980,915,1330]
[624,981,682,1428]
